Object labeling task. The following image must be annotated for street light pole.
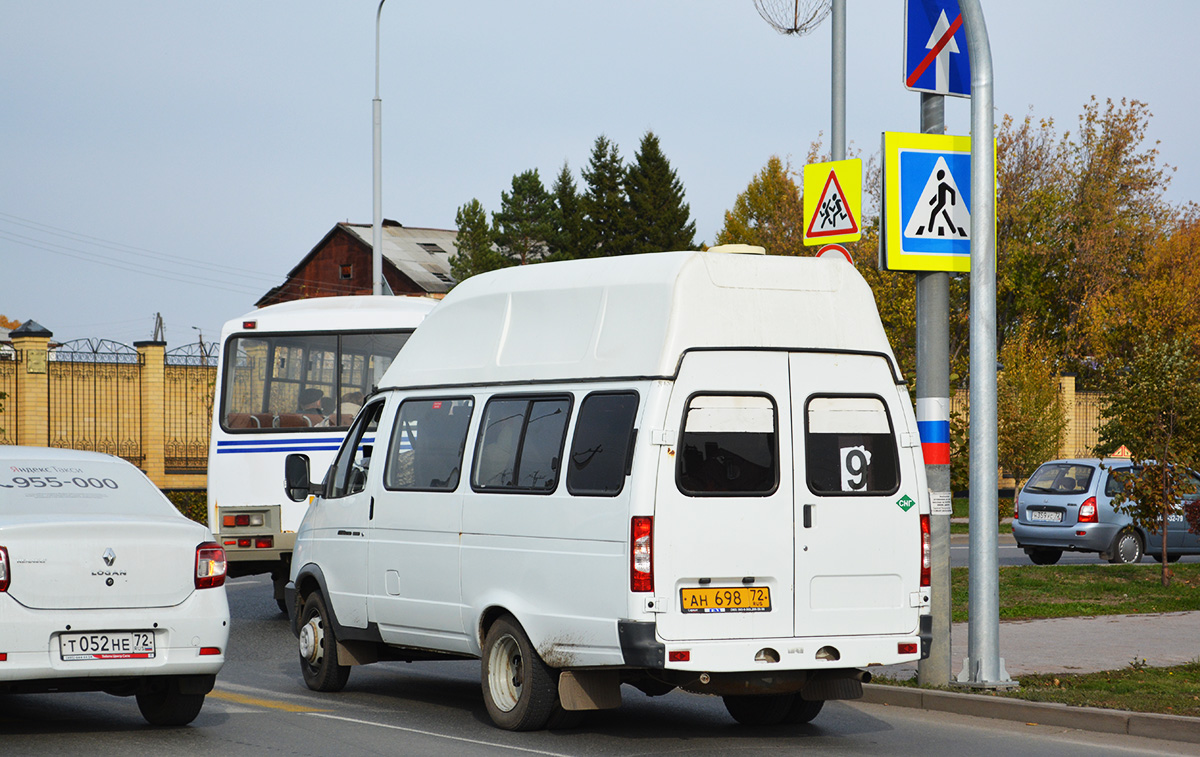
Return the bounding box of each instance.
[831,0,845,161]
[372,0,387,296]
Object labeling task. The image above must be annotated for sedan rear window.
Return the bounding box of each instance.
[0,460,172,517]
[1024,463,1095,494]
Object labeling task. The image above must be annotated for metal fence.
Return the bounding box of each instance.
[47,339,143,466]
[0,346,17,446]
[164,341,217,473]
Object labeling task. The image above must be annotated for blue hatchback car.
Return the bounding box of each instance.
[1013,458,1200,565]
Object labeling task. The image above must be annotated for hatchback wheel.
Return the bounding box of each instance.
[1108,529,1143,564]
[1027,547,1062,565]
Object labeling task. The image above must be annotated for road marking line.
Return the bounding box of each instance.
[305,712,575,756]
[209,690,331,713]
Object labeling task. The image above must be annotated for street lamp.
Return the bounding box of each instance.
[372,0,387,296]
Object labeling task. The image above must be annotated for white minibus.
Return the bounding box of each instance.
[284,248,932,730]
[206,295,437,609]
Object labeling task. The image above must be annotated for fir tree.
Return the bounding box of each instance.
[625,131,696,254]
[548,162,586,261]
[450,198,508,283]
[493,169,555,265]
[581,135,632,257]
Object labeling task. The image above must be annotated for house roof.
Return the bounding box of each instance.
[341,222,457,293]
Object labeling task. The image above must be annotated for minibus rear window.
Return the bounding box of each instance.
[567,392,639,496]
[385,398,475,491]
[676,394,779,496]
[805,396,899,496]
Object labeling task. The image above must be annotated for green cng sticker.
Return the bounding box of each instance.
[896,495,916,512]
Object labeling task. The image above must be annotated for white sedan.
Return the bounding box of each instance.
[0,446,229,726]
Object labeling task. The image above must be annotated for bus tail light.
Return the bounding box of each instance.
[222,513,264,528]
[631,516,653,593]
[254,536,274,549]
[195,542,227,589]
[1078,497,1098,523]
[0,546,9,592]
[920,515,931,588]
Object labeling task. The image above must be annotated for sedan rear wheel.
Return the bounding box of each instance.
[1027,547,1063,565]
[136,678,206,726]
[1108,529,1143,564]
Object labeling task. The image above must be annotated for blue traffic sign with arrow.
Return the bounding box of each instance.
[904,0,970,98]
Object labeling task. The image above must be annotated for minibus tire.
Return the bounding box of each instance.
[722,693,793,725]
[136,678,206,726]
[783,694,825,724]
[299,591,350,692]
[482,615,560,731]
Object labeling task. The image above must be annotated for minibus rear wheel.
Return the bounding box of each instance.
[723,693,793,725]
[482,614,561,730]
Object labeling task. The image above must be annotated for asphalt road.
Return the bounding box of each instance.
[952,534,1200,568]
[3,575,1198,755]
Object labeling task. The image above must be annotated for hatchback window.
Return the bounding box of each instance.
[1024,463,1095,495]
[805,396,899,495]
[677,394,778,496]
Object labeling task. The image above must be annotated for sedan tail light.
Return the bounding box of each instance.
[195,542,227,589]
[631,516,653,593]
[1077,497,1098,523]
[0,546,9,592]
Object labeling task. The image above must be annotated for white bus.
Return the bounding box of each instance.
[206,295,438,609]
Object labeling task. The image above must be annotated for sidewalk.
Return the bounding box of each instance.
[863,611,1200,744]
[877,610,1200,679]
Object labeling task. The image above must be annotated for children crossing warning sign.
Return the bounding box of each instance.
[803,159,862,246]
[881,131,993,272]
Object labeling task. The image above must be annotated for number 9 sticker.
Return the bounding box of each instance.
[841,445,872,491]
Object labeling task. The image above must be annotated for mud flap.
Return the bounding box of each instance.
[558,670,622,711]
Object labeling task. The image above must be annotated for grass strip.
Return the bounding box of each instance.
[952,563,1200,622]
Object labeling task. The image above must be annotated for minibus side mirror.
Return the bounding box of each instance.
[285,453,315,502]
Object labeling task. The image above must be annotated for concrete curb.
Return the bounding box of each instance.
[862,683,1200,744]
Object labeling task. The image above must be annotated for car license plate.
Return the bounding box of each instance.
[680,586,771,614]
[59,631,155,661]
[1029,510,1063,523]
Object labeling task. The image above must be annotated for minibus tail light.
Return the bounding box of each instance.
[920,515,931,588]
[1078,497,1098,523]
[631,516,653,593]
[195,542,227,589]
[0,546,9,592]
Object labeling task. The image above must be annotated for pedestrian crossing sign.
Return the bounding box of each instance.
[803,159,862,246]
[881,132,993,272]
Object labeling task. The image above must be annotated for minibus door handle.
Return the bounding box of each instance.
[803,504,813,529]
[369,496,375,520]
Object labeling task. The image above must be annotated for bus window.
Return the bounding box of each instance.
[220,331,413,431]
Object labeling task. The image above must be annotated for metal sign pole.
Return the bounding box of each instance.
[958,0,1011,687]
[915,91,952,686]
[371,0,388,297]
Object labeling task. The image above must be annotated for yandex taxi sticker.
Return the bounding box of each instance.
[804,159,862,246]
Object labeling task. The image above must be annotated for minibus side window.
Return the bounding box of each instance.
[676,394,778,496]
[805,396,900,496]
[472,395,572,493]
[385,398,475,491]
[327,400,385,498]
[567,392,639,496]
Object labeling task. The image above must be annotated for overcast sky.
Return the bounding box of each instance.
[3,1,1196,347]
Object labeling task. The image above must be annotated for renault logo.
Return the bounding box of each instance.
[102,548,116,567]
